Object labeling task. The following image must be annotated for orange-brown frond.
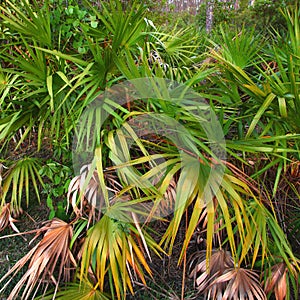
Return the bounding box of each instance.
[0,218,76,300]
[263,262,296,300]
[188,249,234,293]
[212,268,266,300]
[0,203,20,233]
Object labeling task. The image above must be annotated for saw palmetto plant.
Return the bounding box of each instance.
[0,0,299,299]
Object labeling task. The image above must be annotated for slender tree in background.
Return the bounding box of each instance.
[206,0,214,33]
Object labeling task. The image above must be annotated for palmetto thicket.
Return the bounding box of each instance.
[0,0,299,299]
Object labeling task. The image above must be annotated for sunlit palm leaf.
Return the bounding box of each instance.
[0,0,52,47]
[79,213,163,299]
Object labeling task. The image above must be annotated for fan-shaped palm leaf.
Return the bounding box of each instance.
[189,249,234,293]
[209,267,266,300]
[189,249,266,300]
[1,157,44,216]
[79,212,163,299]
[37,279,111,300]
[0,218,76,300]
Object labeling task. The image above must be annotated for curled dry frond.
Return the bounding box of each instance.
[68,164,103,219]
[68,164,122,221]
[189,249,266,299]
[0,218,76,300]
[264,262,298,300]
[148,176,177,221]
[0,203,20,234]
[189,249,234,293]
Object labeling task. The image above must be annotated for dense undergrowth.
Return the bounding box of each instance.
[0,0,299,299]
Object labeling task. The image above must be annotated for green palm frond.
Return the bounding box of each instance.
[210,24,263,69]
[84,0,147,52]
[0,0,52,47]
[37,279,111,300]
[1,157,44,215]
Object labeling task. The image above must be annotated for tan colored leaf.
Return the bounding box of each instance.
[68,164,121,222]
[0,218,76,300]
[0,203,20,234]
[211,268,266,300]
[189,249,234,293]
[263,262,298,300]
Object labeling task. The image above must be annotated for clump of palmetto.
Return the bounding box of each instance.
[0,0,299,299]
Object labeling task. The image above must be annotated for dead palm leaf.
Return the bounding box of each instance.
[188,249,234,293]
[189,249,266,299]
[0,218,76,300]
[160,177,177,216]
[264,262,298,300]
[148,176,177,221]
[68,163,123,222]
[0,203,20,234]
[209,267,266,300]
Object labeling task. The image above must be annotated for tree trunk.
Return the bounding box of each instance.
[234,0,240,10]
[206,0,214,33]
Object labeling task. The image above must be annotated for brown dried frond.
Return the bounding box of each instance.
[68,164,122,222]
[68,164,103,218]
[160,177,177,216]
[264,262,297,300]
[210,267,266,300]
[0,218,76,300]
[188,249,234,293]
[0,203,20,234]
[189,250,265,299]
